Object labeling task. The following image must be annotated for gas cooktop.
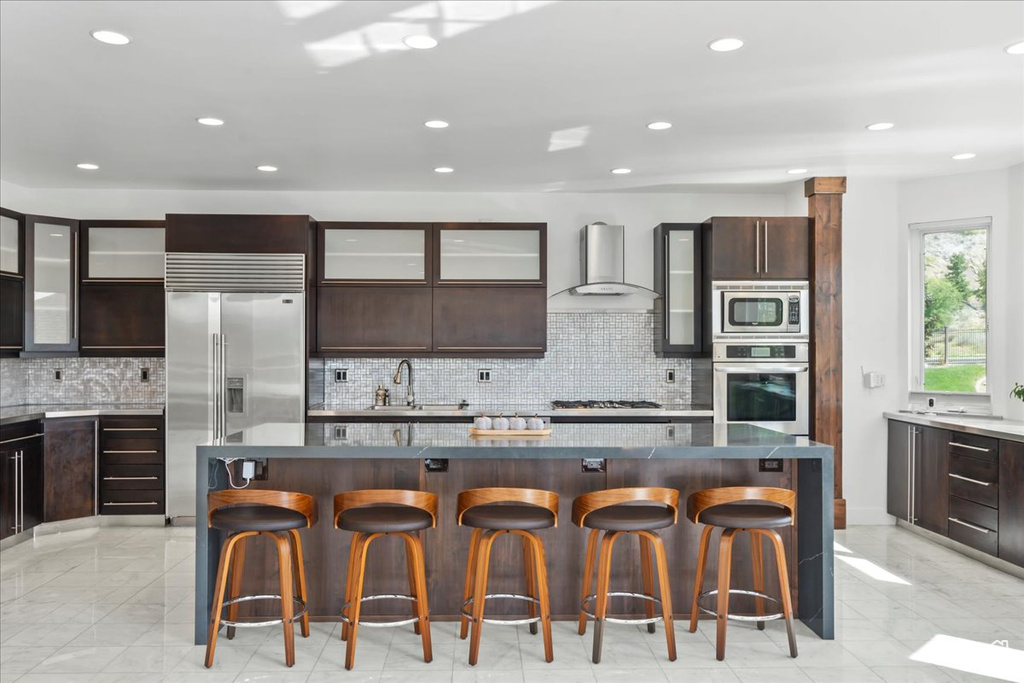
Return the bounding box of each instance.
[551,400,663,410]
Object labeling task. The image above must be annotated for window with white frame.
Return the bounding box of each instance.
[910,217,990,394]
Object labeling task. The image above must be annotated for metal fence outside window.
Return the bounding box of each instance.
[925,327,987,365]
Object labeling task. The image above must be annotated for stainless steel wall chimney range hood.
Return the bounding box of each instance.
[550,222,659,298]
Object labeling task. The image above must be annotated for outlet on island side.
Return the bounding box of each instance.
[759,458,783,473]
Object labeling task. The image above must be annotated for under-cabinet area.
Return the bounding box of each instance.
[886,417,1024,570]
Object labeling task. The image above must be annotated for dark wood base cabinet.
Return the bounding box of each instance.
[79,283,165,357]
[43,418,97,522]
[888,419,1024,570]
[1,421,43,540]
[99,416,165,515]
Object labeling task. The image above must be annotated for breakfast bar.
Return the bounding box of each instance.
[194,422,834,648]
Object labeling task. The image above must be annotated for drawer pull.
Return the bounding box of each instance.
[103,476,159,481]
[948,517,991,534]
[104,501,159,506]
[949,473,992,487]
[950,442,990,453]
[103,450,159,454]
[103,427,159,432]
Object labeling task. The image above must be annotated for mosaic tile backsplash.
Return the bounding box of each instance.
[318,312,706,409]
[0,357,165,406]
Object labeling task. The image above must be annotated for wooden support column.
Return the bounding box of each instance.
[805,176,847,529]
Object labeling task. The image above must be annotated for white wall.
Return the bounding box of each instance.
[0,180,786,311]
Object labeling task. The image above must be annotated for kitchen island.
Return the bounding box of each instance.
[194,422,834,645]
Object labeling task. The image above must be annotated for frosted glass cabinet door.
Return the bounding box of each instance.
[667,231,696,346]
[323,228,427,281]
[438,227,542,282]
[32,222,75,345]
[0,215,19,273]
[86,227,165,279]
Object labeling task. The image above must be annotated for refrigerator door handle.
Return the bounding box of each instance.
[220,335,228,438]
[212,333,221,440]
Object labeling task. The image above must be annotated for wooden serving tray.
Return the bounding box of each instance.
[469,428,552,438]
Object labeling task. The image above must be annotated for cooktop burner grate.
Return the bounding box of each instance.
[551,400,663,410]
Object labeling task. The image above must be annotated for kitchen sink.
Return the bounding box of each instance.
[369,403,470,411]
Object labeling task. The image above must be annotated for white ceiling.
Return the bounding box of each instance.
[1,0,1021,192]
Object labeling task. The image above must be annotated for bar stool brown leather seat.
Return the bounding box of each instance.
[334,490,436,670]
[458,487,557,666]
[205,490,317,669]
[573,487,679,664]
[687,486,798,661]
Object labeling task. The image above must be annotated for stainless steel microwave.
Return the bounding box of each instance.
[712,281,809,338]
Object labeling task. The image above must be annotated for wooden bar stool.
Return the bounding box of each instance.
[687,486,798,661]
[457,487,557,666]
[573,487,679,664]
[205,489,317,669]
[334,489,436,670]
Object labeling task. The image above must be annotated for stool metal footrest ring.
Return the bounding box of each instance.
[581,591,664,625]
[461,593,542,626]
[340,594,422,629]
[218,594,308,628]
[697,589,784,622]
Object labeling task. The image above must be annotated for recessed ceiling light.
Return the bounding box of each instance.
[866,122,894,131]
[647,121,672,130]
[345,238,358,242]
[708,38,744,52]
[49,233,63,237]
[424,120,449,129]
[951,153,976,160]
[76,163,99,170]
[196,117,224,126]
[611,168,632,174]
[403,35,438,49]
[453,239,465,243]
[1006,41,1024,55]
[256,165,278,172]
[90,30,130,45]
[787,168,808,175]
[434,166,454,173]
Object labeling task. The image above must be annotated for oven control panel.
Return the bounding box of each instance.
[712,341,809,362]
[725,345,796,359]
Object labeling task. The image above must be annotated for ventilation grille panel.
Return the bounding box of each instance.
[165,253,305,292]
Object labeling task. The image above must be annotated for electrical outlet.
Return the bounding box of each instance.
[253,459,269,481]
[758,458,783,473]
[335,369,348,383]
[666,369,676,383]
[334,426,347,440]
[140,367,150,383]
[667,426,675,438]
[478,369,492,382]
[54,369,63,382]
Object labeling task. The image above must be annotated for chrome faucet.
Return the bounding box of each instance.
[392,359,415,406]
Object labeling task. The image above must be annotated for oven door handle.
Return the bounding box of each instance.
[713,364,809,373]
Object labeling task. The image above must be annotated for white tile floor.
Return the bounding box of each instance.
[1,525,1023,682]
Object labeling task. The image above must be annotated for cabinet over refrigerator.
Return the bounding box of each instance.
[165,253,306,522]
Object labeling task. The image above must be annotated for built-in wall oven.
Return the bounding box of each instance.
[713,341,809,435]
[712,281,808,338]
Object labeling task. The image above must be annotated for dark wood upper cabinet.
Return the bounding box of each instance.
[317,222,432,285]
[79,283,165,356]
[0,208,26,356]
[998,439,1024,567]
[434,223,546,286]
[317,286,432,355]
[915,426,949,535]
[432,287,546,356]
[0,207,26,276]
[165,214,313,254]
[43,418,96,523]
[23,214,79,354]
[703,217,809,280]
[653,223,703,357]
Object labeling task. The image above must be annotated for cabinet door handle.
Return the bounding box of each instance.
[948,517,991,534]
[102,476,160,481]
[104,501,159,506]
[755,220,760,274]
[948,473,992,487]
[103,450,160,454]
[102,427,159,432]
[950,442,990,453]
[12,452,19,533]
[764,221,769,273]
[73,229,79,340]
[0,433,44,444]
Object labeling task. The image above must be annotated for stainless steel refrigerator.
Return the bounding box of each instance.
[165,254,305,522]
